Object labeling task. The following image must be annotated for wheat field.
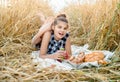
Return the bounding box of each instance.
[0,0,120,81]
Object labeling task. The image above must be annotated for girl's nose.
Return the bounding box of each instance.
[61,28,65,32]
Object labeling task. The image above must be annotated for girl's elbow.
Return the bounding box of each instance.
[31,40,36,47]
[39,55,46,59]
[31,37,35,44]
[31,40,34,45]
[31,37,39,46]
[39,52,46,58]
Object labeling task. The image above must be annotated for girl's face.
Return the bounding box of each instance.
[53,21,68,40]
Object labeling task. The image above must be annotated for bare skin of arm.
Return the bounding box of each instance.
[39,31,63,59]
[31,17,54,46]
[65,37,72,57]
[31,30,43,46]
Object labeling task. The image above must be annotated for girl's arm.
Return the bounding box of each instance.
[65,37,72,56]
[39,31,63,59]
[31,17,54,46]
[31,29,43,46]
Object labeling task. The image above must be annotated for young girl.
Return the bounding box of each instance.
[32,14,71,60]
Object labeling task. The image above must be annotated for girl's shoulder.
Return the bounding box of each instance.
[44,31,52,36]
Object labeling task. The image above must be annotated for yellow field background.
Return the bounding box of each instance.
[0,0,120,81]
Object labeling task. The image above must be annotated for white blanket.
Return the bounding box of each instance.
[31,44,114,70]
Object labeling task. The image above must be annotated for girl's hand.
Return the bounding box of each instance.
[39,17,54,33]
[52,50,64,60]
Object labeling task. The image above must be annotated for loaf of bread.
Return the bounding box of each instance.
[84,52,104,62]
[69,52,85,64]
[68,52,106,65]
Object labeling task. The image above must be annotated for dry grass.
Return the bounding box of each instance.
[0,0,120,81]
[0,0,53,56]
[64,0,120,51]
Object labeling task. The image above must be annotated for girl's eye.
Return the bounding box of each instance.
[58,26,62,29]
[64,27,68,30]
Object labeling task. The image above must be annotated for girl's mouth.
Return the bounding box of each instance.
[59,32,64,36]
